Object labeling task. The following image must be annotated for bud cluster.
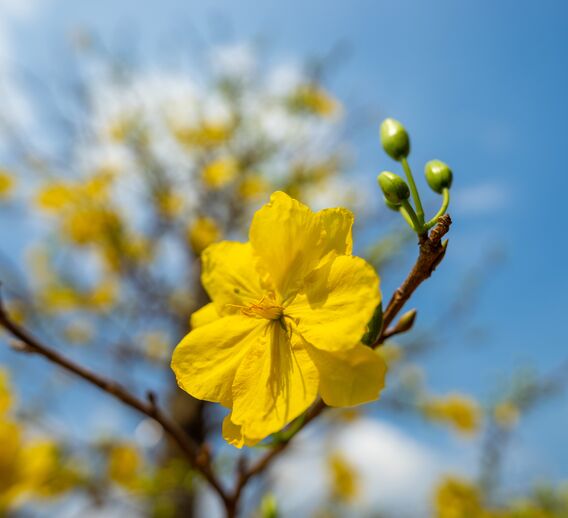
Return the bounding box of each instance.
[377,118,453,234]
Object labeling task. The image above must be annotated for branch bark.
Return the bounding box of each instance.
[373,214,452,347]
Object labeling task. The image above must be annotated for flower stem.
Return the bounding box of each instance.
[401,157,425,226]
[400,199,422,233]
[425,188,450,230]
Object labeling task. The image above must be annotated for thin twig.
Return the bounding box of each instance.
[373,214,452,347]
[0,290,229,505]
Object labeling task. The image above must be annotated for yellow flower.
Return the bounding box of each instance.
[290,85,341,118]
[142,331,170,362]
[494,402,520,429]
[329,453,359,502]
[0,371,12,416]
[0,171,14,199]
[36,183,74,211]
[434,476,483,518]
[423,393,481,436]
[201,157,238,189]
[173,121,233,149]
[237,176,268,200]
[107,443,142,489]
[17,442,60,496]
[107,115,137,142]
[156,191,184,219]
[187,216,221,255]
[172,192,386,447]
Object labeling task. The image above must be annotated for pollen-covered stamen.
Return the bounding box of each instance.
[235,296,284,321]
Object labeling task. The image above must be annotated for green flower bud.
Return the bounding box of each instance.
[424,159,453,194]
[260,495,278,518]
[380,118,410,161]
[377,171,410,204]
[396,309,417,333]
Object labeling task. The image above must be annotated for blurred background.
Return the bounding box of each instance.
[0,0,567,516]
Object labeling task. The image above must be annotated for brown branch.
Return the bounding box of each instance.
[373,214,452,347]
[0,291,230,506]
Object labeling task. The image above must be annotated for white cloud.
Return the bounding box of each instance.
[0,0,43,144]
[210,43,257,78]
[0,0,40,19]
[266,418,473,518]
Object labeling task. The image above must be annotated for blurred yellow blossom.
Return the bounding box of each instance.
[62,207,121,245]
[201,157,238,189]
[237,175,268,200]
[3,301,25,325]
[377,343,404,366]
[107,115,138,142]
[329,453,359,502]
[434,476,483,518]
[173,121,233,149]
[0,171,14,199]
[63,320,94,345]
[494,401,520,429]
[290,84,341,118]
[0,375,75,510]
[40,280,117,313]
[142,332,171,362]
[0,371,12,415]
[88,280,118,310]
[156,191,184,219]
[36,183,75,211]
[187,216,221,255]
[107,444,142,489]
[423,393,481,435]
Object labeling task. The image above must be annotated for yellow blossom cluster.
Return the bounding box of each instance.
[0,371,78,511]
[107,443,143,490]
[422,393,481,435]
[329,453,359,502]
[289,84,341,118]
[434,476,568,518]
[0,170,14,199]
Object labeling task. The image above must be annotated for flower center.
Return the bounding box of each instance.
[240,297,284,321]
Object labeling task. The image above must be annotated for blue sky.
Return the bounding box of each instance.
[1,0,568,511]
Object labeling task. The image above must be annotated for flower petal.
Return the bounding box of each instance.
[288,255,380,352]
[222,414,262,449]
[201,241,264,316]
[171,316,267,407]
[307,343,387,406]
[230,323,319,441]
[190,303,219,328]
[249,192,353,302]
[318,207,353,257]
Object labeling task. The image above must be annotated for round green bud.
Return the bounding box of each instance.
[424,159,453,194]
[377,171,410,204]
[380,118,410,161]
